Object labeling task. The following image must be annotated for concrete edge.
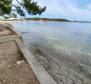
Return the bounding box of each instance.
[16,39,57,84]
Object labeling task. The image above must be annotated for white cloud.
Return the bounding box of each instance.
[36,0,91,21]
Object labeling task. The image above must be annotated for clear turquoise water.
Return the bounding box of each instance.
[11,21,91,56]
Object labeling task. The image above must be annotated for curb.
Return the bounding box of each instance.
[16,39,57,84]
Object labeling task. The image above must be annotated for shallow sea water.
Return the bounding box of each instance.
[11,21,91,55]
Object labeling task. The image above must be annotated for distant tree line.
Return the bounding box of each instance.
[24,17,70,22]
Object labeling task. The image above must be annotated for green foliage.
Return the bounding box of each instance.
[0,0,12,15]
[0,0,46,17]
[16,6,25,16]
[23,0,46,15]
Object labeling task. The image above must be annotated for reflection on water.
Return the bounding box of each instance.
[11,21,91,55]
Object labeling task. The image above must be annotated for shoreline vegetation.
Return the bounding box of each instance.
[0,17,91,23]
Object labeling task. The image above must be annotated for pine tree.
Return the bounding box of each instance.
[0,0,46,17]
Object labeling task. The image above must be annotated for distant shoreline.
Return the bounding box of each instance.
[0,20,91,23]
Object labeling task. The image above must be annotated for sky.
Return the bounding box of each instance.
[33,0,91,21]
[14,0,91,21]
